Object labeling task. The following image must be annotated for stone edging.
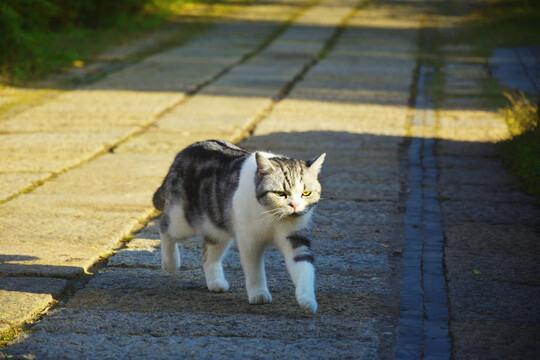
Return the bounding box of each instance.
[395,64,451,360]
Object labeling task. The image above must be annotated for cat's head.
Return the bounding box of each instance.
[254,152,325,221]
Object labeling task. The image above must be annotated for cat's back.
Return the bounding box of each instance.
[158,140,251,232]
[180,140,248,163]
[170,140,249,177]
[168,140,249,205]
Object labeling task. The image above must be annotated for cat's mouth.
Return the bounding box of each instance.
[289,211,304,218]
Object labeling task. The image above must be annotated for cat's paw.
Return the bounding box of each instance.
[161,258,180,274]
[207,279,230,293]
[248,290,272,305]
[296,293,317,314]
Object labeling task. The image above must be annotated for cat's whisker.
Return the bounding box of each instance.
[260,208,279,215]
[260,208,281,217]
[260,214,278,223]
[259,208,282,223]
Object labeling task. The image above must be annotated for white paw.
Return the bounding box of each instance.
[161,257,180,274]
[248,290,272,305]
[296,292,317,314]
[207,279,230,293]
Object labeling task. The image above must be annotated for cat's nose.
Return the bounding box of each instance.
[289,202,298,211]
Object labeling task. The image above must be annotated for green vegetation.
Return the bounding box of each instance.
[498,92,540,198]
[501,92,538,137]
[466,0,540,55]
[0,0,208,84]
[0,327,28,348]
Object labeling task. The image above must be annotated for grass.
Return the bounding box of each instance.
[0,328,29,348]
[498,92,540,198]
[466,0,540,56]
[500,91,539,137]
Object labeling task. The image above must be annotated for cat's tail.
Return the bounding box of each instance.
[152,182,168,211]
[153,153,182,211]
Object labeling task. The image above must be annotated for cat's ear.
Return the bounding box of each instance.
[255,152,275,178]
[307,153,326,175]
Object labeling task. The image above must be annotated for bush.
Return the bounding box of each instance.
[49,0,151,29]
[0,1,54,77]
[0,0,167,83]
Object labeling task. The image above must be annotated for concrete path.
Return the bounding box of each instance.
[490,46,540,97]
[1,0,539,358]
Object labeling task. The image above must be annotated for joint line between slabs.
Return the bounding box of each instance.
[242,0,366,140]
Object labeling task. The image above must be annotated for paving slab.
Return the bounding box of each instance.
[10,332,378,360]
[0,277,67,327]
[0,173,51,203]
[490,46,540,97]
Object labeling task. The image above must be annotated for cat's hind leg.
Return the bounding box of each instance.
[275,233,317,313]
[203,237,231,292]
[159,203,194,274]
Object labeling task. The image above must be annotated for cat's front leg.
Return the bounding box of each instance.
[237,235,272,305]
[276,233,317,313]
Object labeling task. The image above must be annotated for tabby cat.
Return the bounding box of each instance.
[153,140,325,313]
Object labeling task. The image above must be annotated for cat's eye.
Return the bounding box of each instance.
[302,191,312,197]
[274,191,287,198]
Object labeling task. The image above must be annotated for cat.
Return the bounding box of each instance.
[152,139,325,313]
